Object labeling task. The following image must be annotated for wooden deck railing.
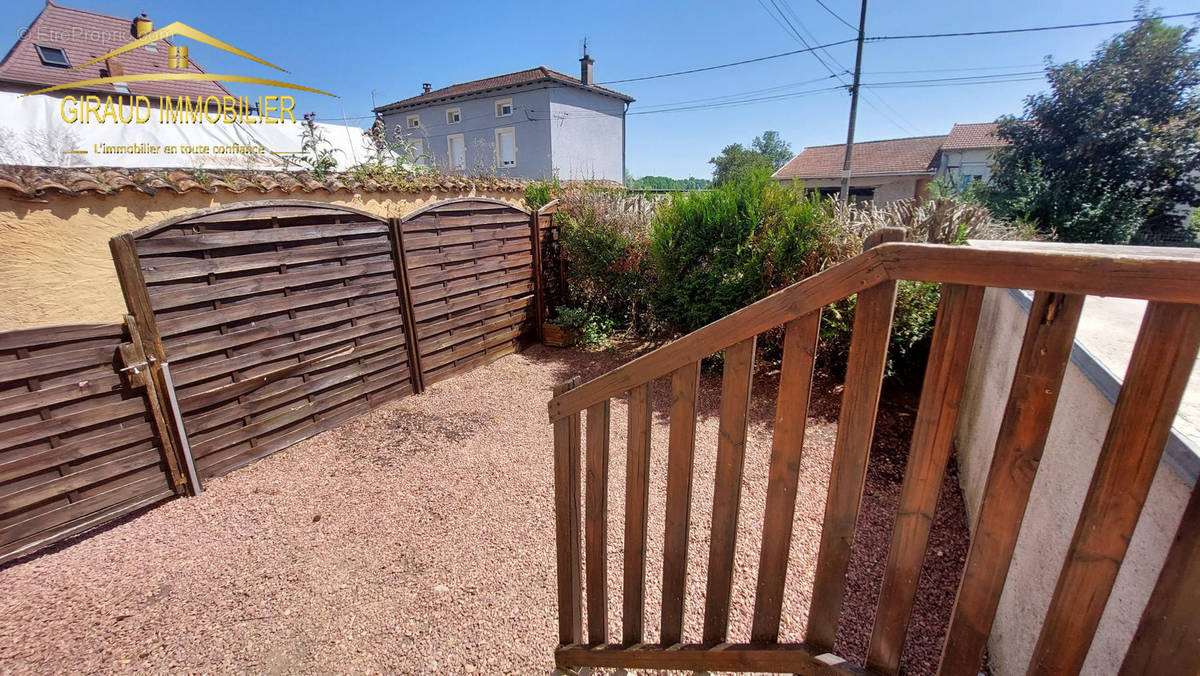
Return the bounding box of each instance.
[546,229,1200,674]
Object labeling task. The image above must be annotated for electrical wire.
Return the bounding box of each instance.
[598,12,1200,85]
[813,0,858,31]
[595,38,857,84]
[866,12,1200,42]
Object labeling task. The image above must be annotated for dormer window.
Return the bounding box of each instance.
[35,45,69,68]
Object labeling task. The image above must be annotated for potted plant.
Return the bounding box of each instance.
[543,307,588,348]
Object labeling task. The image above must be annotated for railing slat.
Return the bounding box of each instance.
[1029,301,1200,674]
[936,291,1084,676]
[553,376,584,645]
[661,361,702,645]
[1119,481,1200,675]
[867,284,984,674]
[750,311,822,643]
[585,400,611,645]
[703,336,759,644]
[623,382,653,644]
[807,281,898,651]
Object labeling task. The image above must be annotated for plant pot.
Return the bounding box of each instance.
[543,323,580,348]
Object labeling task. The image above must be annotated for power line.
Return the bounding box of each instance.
[813,0,858,31]
[866,12,1200,42]
[595,38,856,84]
[598,12,1199,85]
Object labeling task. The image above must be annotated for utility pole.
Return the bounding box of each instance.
[838,0,868,204]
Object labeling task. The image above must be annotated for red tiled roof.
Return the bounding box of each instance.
[773,135,946,180]
[0,2,232,99]
[0,165,527,199]
[943,122,1008,150]
[376,66,634,112]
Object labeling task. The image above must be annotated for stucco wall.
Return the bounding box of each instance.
[383,85,553,180]
[788,175,924,204]
[938,148,995,188]
[547,86,626,182]
[955,287,1195,675]
[0,188,524,328]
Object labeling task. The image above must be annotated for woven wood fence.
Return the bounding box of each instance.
[0,197,548,564]
[0,320,180,564]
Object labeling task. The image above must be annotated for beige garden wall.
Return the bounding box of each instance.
[955,287,1197,675]
[0,188,525,328]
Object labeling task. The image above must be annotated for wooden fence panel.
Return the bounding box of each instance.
[0,322,174,564]
[123,202,416,481]
[401,199,535,387]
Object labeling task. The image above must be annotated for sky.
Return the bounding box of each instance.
[2,0,1197,178]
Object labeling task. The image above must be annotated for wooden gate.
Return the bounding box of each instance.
[111,201,418,482]
[398,199,535,388]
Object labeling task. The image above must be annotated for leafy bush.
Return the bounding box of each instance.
[524,178,559,211]
[649,171,840,333]
[556,188,661,334]
[550,306,616,347]
[556,172,1030,380]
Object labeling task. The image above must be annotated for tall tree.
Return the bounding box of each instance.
[752,130,793,169]
[987,14,1200,244]
[709,143,773,186]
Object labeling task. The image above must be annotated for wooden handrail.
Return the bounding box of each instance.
[549,235,1200,674]
[547,241,1200,422]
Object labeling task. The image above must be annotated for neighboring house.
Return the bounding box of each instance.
[774,122,1009,203]
[374,54,634,183]
[0,3,232,102]
[0,2,366,169]
[773,135,946,203]
[937,122,1008,188]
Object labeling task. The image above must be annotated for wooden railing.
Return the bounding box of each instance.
[546,230,1200,674]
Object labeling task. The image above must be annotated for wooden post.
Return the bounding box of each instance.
[110,236,191,496]
[531,208,547,343]
[117,315,189,495]
[553,377,584,645]
[937,291,1085,675]
[1029,301,1200,674]
[389,217,425,394]
[868,284,984,674]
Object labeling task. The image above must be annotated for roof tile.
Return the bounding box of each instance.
[0,164,535,199]
[376,66,633,111]
[0,3,233,99]
[773,135,947,180]
[943,122,1008,150]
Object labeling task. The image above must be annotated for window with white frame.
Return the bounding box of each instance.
[495,98,513,118]
[410,139,425,164]
[447,134,466,171]
[406,114,420,129]
[446,108,461,124]
[495,127,516,168]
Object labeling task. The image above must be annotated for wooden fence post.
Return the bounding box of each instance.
[110,235,192,496]
[531,208,547,343]
[388,217,425,394]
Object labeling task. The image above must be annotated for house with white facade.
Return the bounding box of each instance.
[773,122,1009,204]
[374,53,634,183]
[937,122,1007,188]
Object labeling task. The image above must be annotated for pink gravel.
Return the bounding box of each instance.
[0,346,971,673]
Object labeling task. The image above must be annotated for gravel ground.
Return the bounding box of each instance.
[0,345,971,674]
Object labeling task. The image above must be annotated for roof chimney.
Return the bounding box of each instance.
[580,40,594,86]
[132,13,152,39]
[422,83,431,94]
